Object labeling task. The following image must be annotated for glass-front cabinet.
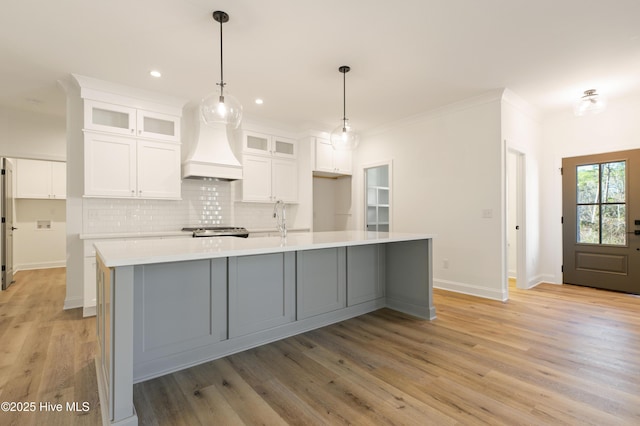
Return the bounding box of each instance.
[84,100,180,142]
[243,131,297,159]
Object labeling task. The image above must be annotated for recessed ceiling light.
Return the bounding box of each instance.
[255,98,264,105]
[149,70,162,78]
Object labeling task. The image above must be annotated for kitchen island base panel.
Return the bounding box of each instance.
[385,239,436,320]
[96,358,138,426]
[95,233,434,425]
[133,297,386,383]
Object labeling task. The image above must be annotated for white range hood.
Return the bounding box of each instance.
[182,105,242,181]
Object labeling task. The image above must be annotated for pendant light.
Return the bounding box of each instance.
[330,65,359,151]
[200,11,243,128]
[574,89,607,116]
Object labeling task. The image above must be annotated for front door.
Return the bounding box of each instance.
[562,149,640,293]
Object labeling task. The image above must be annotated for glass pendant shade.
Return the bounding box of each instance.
[200,10,242,129]
[330,119,359,151]
[574,89,607,116]
[201,88,243,128]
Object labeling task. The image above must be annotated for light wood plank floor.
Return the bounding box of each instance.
[1,269,639,425]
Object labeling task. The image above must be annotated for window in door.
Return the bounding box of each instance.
[576,161,626,246]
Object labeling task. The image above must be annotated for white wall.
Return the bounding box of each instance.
[313,177,337,231]
[540,94,640,284]
[14,199,66,271]
[0,107,66,161]
[353,91,506,300]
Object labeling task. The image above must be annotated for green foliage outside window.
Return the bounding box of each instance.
[576,161,626,245]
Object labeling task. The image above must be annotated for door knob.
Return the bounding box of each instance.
[515,225,520,230]
[10,226,18,230]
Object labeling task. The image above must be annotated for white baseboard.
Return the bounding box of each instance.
[434,278,508,301]
[14,260,66,273]
[64,297,83,310]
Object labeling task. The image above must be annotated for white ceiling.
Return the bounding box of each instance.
[2,0,640,132]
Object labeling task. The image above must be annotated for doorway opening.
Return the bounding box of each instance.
[506,148,527,292]
[364,161,392,232]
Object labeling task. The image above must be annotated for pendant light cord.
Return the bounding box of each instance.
[342,69,347,128]
[218,15,225,96]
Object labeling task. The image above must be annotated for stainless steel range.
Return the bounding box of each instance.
[182,226,249,238]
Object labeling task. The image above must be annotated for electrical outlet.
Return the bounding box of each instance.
[443,259,449,269]
[482,209,493,219]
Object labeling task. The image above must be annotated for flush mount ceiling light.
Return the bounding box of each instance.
[574,89,607,116]
[200,10,242,128]
[330,65,359,151]
[149,70,162,78]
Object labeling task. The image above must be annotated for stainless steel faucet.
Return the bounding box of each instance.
[272,199,287,238]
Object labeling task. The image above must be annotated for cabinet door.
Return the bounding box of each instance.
[272,136,297,159]
[314,138,334,172]
[84,256,97,315]
[228,252,295,338]
[137,141,181,199]
[51,161,67,199]
[15,159,51,198]
[243,131,271,156]
[136,110,180,142]
[297,247,346,320]
[84,132,136,197]
[241,154,273,202]
[333,149,352,175]
[347,245,385,306]
[85,100,136,136]
[272,158,298,203]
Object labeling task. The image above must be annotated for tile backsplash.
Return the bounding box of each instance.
[82,179,298,234]
[83,179,231,234]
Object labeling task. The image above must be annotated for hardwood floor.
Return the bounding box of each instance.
[1,269,639,425]
[0,268,100,426]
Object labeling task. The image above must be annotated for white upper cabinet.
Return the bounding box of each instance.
[240,154,298,203]
[136,109,180,142]
[84,132,181,199]
[237,130,299,203]
[84,133,136,197]
[85,100,180,142]
[16,159,66,199]
[136,140,181,199]
[82,97,182,199]
[243,131,297,159]
[314,137,352,176]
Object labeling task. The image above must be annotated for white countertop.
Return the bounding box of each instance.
[79,228,311,240]
[95,231,435,267]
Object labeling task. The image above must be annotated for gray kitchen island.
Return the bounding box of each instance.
[93,231,436,425]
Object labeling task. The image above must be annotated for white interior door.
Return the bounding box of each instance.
[2,158,16,290]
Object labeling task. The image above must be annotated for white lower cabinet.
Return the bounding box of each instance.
[84,131,181,199]
[228,252,296,337]
[296,247,347,319]
[239,154,298,203]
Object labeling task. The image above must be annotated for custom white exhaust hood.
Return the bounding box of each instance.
[182,104,243,181]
